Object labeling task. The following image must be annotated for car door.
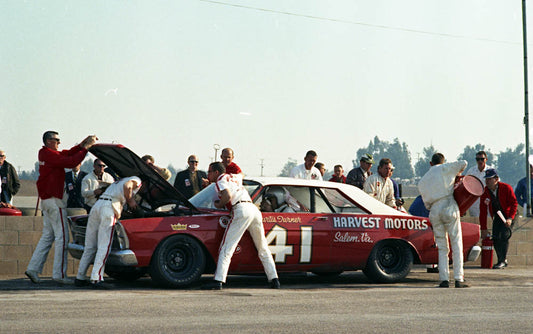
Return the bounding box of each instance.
[231,185,332,273]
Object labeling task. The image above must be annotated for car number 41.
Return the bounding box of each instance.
[265,225,313,264]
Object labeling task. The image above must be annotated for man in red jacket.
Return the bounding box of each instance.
[479,168,518,269]
[25,131,97,284]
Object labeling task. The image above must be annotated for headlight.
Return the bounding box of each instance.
[114,222,130,249]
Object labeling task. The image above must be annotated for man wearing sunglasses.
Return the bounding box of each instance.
[81,159,115,212]
[465,151,492,220]
[26,131,97,285]
[174,155,208,199]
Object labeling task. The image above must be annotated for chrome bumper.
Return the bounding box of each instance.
[67,243,139,266]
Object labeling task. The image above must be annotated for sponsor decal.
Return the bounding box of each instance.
[189,224,200,229]
[171,223,187,231]
[383,218,428,230]
[219,215,231,228]
[333,216,429,231]
[333,216,381,229]
[333,231,374,243]
[263,216,302,224]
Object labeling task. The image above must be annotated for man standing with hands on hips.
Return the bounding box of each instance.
[25,131,97,284]
[202,162,279,290]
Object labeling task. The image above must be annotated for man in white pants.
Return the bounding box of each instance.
[418,153,469,288]
[75,176,142,289]
[202,162,279,290]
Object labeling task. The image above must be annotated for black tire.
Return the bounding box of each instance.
[150,235,206,288]
[363,240,413,283]
[105,266,146,281]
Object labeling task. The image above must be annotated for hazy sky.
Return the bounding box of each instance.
[1,1,530,176]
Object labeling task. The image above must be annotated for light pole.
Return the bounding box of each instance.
[213,144,220,162]
[522,0,531,216]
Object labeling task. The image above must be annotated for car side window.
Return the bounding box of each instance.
[320,188,367,214]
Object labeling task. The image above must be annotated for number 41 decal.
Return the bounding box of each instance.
[265,225,313,263]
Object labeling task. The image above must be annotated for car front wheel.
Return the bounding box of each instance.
[150,235,206,288]
[363,240,413,283]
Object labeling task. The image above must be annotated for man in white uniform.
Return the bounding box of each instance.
[203,162,279,290]
[465,150,491,219]
[75,176,142,289]
[81,159,115,212]
[289,150,323,180]
[363,158,396,208]
[418,153,469,288]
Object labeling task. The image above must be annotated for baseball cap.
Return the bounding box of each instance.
[484,168,498,179]
[360,153,374,164]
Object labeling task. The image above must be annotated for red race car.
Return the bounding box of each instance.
[68,144,481,287]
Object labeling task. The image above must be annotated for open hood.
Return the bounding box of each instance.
[88,144,198,212]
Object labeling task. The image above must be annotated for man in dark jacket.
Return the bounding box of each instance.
[65,163,87,208]
[0,150,20,204]
[346,153,374,189]
[174,155,208,199]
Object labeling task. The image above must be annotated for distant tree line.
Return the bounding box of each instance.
[279,136,530,187]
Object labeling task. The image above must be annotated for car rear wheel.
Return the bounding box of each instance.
[363,240,413,283]
[150,235,206,288]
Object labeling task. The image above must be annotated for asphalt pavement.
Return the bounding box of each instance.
[1,266,532,333]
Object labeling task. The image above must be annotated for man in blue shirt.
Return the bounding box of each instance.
[514,165,533,210]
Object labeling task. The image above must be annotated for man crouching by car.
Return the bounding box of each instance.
[75,176,142,289]
[202,162,280,290]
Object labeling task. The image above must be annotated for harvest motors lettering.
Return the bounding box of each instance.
[384,218,429,230]
[333,216,380,229]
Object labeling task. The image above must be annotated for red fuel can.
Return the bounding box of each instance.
[454,175,485,216]
[481,237,494,269]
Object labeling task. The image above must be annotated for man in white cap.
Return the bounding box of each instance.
[346,153,374,189]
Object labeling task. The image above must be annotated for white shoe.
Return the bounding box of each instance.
[52,277,74,285]
[25,270,41,284]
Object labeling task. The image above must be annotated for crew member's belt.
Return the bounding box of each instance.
[99,197,112,201]
[233,200,252,206]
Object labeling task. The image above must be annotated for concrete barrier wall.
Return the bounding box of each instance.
[0,216,80,276]
[1,215,532,277]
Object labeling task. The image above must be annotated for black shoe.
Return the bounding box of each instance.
[270,278,280,289]
[91,281,110,290]
[439,281,449,288]
[202,280,222,290]
[492,262,506,269]
[74,279,90,287]
[455,280,469,288]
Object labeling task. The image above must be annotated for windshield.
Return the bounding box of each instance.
[188,180,262,209]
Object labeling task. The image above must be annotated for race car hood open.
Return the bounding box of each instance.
[88,144,198,212]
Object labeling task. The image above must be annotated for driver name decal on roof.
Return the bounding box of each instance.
[333,216,380,229]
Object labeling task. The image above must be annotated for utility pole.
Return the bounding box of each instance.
[260,159,264,176]
[522,0,531,216]
[213,144,220,162]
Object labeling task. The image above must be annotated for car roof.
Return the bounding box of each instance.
[247,176,409,215]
